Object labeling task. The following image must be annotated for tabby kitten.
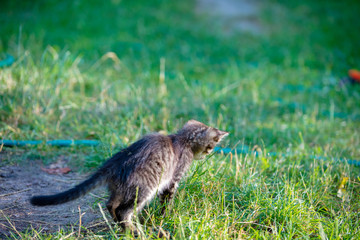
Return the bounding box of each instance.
[30,120,228,232]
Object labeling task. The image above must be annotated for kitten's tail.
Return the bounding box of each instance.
[30,171,106,206]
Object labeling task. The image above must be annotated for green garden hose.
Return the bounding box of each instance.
[1,139,359,167]
[0,54,15,68]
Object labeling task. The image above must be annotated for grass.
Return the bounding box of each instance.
[1,0,360,238]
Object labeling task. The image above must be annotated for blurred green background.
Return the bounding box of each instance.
[1,0,359,157]
[1,0,360,238]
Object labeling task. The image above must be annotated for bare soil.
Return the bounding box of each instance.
[0,155,109,238]
[196,0,263,35]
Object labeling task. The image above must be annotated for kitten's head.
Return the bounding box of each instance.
[178,120,229,160]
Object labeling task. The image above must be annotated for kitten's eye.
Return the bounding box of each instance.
[213,136,219,142]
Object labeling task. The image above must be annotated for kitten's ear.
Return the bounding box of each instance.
[218,130,229,138]
[209,129,229,141]
[185,119,202,126]
[217,130,229,141]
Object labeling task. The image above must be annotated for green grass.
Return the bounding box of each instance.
[1,0,360,238]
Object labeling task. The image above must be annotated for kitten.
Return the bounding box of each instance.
[30,120,228,233]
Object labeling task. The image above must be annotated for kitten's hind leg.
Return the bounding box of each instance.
[115,201,138,236]
[116,205,134,228]
[115,191,152,236]
[106,193,122,222]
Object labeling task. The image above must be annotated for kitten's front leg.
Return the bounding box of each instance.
[159,181,178,216]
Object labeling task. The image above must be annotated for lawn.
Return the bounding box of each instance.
[1,0,360,239]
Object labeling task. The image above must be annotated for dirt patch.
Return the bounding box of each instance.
[196,0,263,35]
[0,159,109,238]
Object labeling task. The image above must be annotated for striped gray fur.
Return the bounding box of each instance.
[30,120,228,233]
